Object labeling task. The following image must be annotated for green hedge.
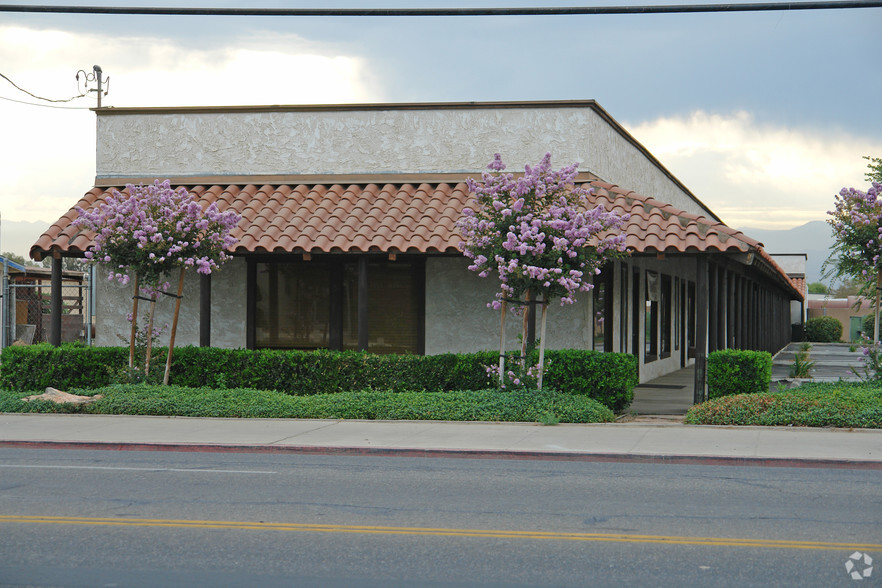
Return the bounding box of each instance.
[0,384,615,423]
[805,316,843,342]
[0,345,638,411]
[706,349,772,399]
[0,343,128,391]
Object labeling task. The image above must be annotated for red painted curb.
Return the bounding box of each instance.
[1,439,880,470]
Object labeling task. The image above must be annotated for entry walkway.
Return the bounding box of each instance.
[628,366,695,416]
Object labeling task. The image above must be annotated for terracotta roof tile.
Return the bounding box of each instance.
[29,179,799,297]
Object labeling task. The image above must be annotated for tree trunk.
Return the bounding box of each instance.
[498,299,507,387]
[128,274,140,370]
[537,301,548,391]
[163,267,187,385]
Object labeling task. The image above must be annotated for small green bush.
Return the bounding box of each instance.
[0,345,638,411]
[538,349,638,412]
[685,381,882,428]
[0,385,615,423]
[706,349,772,399]
[804,316,843,342]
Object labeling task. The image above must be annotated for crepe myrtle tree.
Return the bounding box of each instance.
[75,180,240,384]
[457,153,629,389]
[826,181,882,342]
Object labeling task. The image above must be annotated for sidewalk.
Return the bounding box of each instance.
[1,413,880,469]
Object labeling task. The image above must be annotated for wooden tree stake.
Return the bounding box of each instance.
[537,301,548,391]
[498,299,507,387]
[521,289,531,369]
[144,293,157,377]
[164,267,187,385]
[128,274,140,369]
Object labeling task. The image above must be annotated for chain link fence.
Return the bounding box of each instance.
[1,266,93,349]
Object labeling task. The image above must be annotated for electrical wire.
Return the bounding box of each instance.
[0,72,88,103]
[0,1,880,16]
[0,94,94,109]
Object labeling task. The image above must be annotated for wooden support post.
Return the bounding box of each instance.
[163,267,186,385]
[50,254,62,346]
[199,273,211,347]
[694,257,708,405]
[707,263,717,353]
[357,257,368,351]
[329,262,343,350]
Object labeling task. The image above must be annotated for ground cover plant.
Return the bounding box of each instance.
[0,385,615,423]
[685,381,882,428]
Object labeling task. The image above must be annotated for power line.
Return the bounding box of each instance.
[0,72,87,103]
[0,1,880,17]
[0,95,93,109]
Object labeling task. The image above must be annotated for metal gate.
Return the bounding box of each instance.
[1,264,94,350]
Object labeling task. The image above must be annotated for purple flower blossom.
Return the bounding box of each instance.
[74,179,241,292]
[457,153,628,306]
[827,181,882,284]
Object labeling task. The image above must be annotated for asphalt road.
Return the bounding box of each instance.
[0,448,880,587]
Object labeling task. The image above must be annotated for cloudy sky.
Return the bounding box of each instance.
[2,0,881,257]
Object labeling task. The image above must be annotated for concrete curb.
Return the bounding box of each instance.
[2,439,881,470]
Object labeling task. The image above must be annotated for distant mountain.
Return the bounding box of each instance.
[0,220,51,262]
[737,221,834,284]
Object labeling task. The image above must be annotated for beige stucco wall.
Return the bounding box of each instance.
[95,257,247,349]
[424,257,594,355]
[96,104,711,218]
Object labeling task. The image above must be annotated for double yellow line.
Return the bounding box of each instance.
[1,515,879,552]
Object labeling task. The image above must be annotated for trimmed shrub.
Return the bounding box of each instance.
[804,316,843,342]
[706,349,772,399]
[0,343,128,391]
[0,345,638,411]
[537,349,638,412]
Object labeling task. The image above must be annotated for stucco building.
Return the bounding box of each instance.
[32,100,802,397]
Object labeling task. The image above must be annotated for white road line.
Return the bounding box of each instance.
[0,464,277,474]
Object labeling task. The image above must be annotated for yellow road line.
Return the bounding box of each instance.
[1,515,879,551]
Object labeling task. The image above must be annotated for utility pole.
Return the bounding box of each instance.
[76,65,109,108]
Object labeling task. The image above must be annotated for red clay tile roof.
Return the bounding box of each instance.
[30,179,799,297]
[790,276,807,299]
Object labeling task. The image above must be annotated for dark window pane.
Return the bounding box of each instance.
[368,262,419,354]
[255,262,330,349]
